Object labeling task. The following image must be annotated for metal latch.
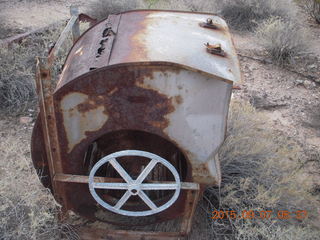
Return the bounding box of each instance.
[200,18,218,29]
[205,42,226,57]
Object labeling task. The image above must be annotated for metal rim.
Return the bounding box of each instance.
[88,150,181,217]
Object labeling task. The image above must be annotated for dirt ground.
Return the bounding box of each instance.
[1,1,319,152]
[1,0,319,199]
[234,32,320,153]
[0,0,319,238]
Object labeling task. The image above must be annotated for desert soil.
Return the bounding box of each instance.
[0,0,319,228]
[1,0,319,173]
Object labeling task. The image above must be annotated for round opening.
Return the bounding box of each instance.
[83,130,189,210]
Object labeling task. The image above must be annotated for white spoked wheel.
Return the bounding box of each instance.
[88,150,181,217]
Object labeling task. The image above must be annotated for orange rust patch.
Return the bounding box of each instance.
[126,12,150,61]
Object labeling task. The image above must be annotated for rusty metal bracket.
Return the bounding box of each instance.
[205,42,226,57]
[34,5,94,211]
[35,57,67,208]
[54,174,199,190]
[48,5,81,63]
[79,13,98,26]
[70,6,80,43]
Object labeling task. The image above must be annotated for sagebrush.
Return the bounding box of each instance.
[0,45,35,113]
[0,24,72,115]
[85,0,146,20]
[215,0,297,31]
[304,0,320,23]
[146,0,216,12]
[255,17,308,65]
[197,100,320,239]
[85,0,217,20]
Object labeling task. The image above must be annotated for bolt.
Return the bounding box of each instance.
[206,18,213,25]
[205,43,225,57]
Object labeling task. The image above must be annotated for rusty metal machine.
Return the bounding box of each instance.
[31,8,240,239]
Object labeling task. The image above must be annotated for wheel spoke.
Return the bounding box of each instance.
[140,183,178,190]
[138,191,157,210]
[93,182,129,190]
[109,158,133,183]
[114,190,131,210]
[88,150,181,217]
[135,159,158,184]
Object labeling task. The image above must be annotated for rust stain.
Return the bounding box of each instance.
[60,92,109,153]
[174,95,183,105]
[107,87,118,96]
[120,12,151,62]
[49,64,196,223]
[54,65,176,169]
[30,10,237,228]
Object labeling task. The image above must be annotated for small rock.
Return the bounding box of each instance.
[285,95,292,100]
[295,79,304,85]
[303,80,316,89]
[20,116,32,124]
[249,65,257,71]
[308,64,317,70]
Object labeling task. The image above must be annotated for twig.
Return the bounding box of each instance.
[238,53,318,83]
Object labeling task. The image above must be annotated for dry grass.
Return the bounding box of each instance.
[85,0,216,20]
[0,1,319,239]
[0,121,77,240]
[146,0,216,12]
[255,17,309,65]
[215,0,297,31]
[1,100,319,239]
[198,100,320,239]
[303,0,320,23]
[85,0,146,21]
[0,45,35,114]
[0,19,24,40]
[0,23,73,115]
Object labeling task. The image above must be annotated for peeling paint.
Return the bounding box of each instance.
[60,92,108,152]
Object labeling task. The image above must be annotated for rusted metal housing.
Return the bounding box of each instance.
[31,9,240,238]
